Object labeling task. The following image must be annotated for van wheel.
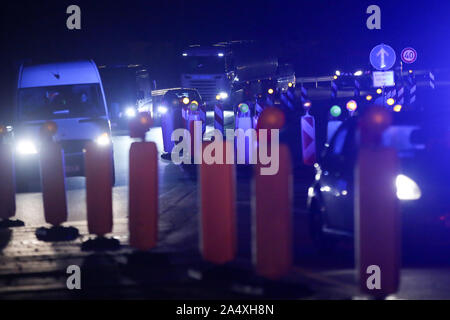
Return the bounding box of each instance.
[309,198,336,254]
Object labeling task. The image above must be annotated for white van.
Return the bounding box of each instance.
[14,60,113,191]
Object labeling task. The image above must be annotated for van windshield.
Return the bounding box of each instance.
[18,84,106,121]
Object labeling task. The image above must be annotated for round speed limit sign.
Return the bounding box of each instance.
[401,47,417,64]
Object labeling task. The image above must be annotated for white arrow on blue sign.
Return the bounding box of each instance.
[370,44,396,71]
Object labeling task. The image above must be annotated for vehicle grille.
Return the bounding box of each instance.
[59,140,90,154]
[187,80,218,102]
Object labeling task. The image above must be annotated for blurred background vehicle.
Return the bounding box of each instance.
[308,109,450,252]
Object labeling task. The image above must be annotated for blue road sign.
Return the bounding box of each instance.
[370,44,396,71]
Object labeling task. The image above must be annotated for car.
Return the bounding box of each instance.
[155,88,206,156]
[307,110,450,252]
[14,60,115,192]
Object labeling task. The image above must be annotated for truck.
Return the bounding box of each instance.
[180,41,295,108]
[98,64,154,129]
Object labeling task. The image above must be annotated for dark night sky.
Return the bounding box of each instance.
[1,0,450,119]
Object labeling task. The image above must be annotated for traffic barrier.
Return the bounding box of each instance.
[253,98,264,129]
[254,108,292,279]
[39,122,68,226]
[386,87,397,100]
[354,78,361,97]
[327,119,343,142]
[85,141,113,237]
[214,102,224,135]
[129,142,158,250]
[199,103,207,134]
[0,126,16,223]
[355,106,400,298]
[286,86,297,110]
[280,90,294,111]
[186,104,203,162]
[301,113,317,166]
[331,79,338,100]
[265,90,275,106]
[397,85,405,106]
[200,141,236,264]
[408,71,416,105]
[129,114,158,251]
[235,102,255,164]
[429,71,435,89]
[300,84,308,105]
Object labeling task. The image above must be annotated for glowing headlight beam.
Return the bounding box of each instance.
[396,174,421,200]
[95,133,111,146]
[16,140,38,155]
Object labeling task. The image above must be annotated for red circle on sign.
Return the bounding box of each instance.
[401,47,417,64]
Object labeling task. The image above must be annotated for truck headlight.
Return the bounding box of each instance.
[396,174,421,200]
[218,91,228,100]
[16,140,38,155]
[96,133,111,146]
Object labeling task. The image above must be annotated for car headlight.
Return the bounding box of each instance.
[125,107,137,118]
[218,91,228,100]
[395,174,421,200]
[16,140,38,155]
[95,133,111,146]
[157,106,168,114]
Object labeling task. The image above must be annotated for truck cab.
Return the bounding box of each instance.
[180,45,231,107]
[14,60,113,191]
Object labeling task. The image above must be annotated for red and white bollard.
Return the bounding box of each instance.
[0,125,21,227]
[200,141,236,264]
[85,141,113,236]
[254,107,292,279]
[186,101,203,162]
[235,102,256,164]
[301,111,317,166]
[355,106,400,298]
[35,121,78,240]
[83,131,118,250]
[39,121,68,226]
[128,113,158,251]
[214,101,224,135]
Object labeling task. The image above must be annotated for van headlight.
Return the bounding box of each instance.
[125,107,137,118]
[157,106,168,114]
[16,140,38,155]
[95,133,111,146]
[395,174,421,200]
